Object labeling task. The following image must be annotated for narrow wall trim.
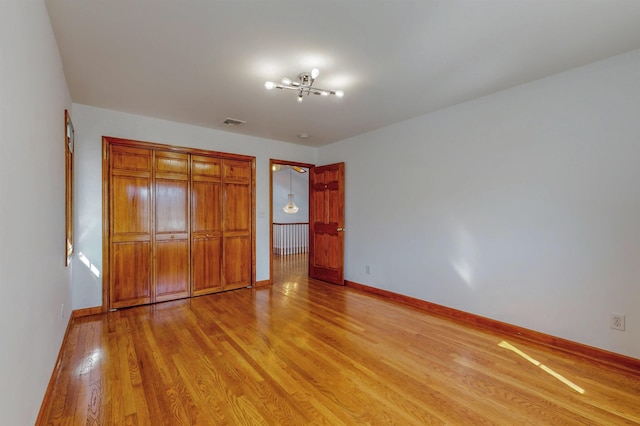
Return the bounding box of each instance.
[255,279,271,287]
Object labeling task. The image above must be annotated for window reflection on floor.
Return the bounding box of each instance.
[499,340,585,394]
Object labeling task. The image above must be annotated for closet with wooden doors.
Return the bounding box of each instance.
[104,137,255,310]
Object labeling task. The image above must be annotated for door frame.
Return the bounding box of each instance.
[269,159,314,284]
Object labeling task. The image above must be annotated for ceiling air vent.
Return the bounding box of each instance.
[223,117,246,126]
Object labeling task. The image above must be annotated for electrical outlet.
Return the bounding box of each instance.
[365,264,371,274]
[60,303,64,320]
[610,313,625,331]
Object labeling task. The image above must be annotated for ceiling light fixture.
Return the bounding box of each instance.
[265,68,344,103]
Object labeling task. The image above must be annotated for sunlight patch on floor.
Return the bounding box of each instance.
[499,340,585,394]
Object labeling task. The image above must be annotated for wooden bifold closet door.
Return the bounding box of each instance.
[154,151,190,302]
[221,159,252,290]
[109,145,153,309]
[104,137,254,310]
[191,155,222,296]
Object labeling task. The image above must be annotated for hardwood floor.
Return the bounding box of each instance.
[39,254,640,425]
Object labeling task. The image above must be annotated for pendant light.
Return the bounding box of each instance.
[283,168,299,214]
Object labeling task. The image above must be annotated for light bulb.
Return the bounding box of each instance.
[311,68,320,79]
[282,77,292,85]
[264,81,276,90]
[335,90,344,98]
[320,91,329,96]
[297,95,303,103]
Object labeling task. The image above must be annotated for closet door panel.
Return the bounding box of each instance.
[156,152,189,175]
[192,155,221,178]
[111,146,151,172]
[155,179,189,234]
[224,184,250,231]
[155,239,190,301]
[222,236,251,289]
[192,181,221,233]
[192,237,222,295]
[111,242,151,308]
[111,176,151,235]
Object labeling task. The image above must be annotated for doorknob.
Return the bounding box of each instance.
[337,227,345,232]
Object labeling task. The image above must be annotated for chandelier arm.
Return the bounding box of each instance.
[275,84,300,91]
[278,84,339,95]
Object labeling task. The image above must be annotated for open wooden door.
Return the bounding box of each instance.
[309,162,345,285]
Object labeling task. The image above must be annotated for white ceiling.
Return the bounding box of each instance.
[45,0,640,147]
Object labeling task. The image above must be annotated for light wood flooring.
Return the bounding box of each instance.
[39,254,640,425]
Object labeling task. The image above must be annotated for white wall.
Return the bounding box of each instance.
[71,104,316,308]
[318,49,640,359]
[272,168,309,223]
[0,1,72,424]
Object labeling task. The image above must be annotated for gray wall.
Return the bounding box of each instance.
[318,49,640,359]
[0,1,72,424]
